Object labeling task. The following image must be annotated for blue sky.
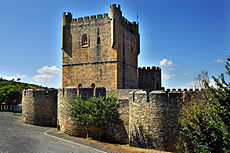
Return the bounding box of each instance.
[0,0,229,89]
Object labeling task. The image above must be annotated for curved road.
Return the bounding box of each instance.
[0,112,103,153]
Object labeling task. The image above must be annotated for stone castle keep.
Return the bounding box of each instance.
[21,4,201,151]
[61,4,161,90]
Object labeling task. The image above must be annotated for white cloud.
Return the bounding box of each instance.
[32,74,54,82]
[181,79,217,89]
[0,74,17,80]
[16,74,27,78]
[160,59,176,67]
[213,59,223,63]
[37,66,59,75]
[163,74,176,80]
[0,74,27,81]
[169,68,175,71]
[184,73,188,76]
[33,66,60,82]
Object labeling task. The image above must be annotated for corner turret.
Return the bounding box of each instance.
[109,4,122,19]
[62,12,72,26]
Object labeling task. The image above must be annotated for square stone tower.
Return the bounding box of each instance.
[61,4,140,90]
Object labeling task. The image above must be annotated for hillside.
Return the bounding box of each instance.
[0,78,53,104]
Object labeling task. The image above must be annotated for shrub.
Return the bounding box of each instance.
[70,92,120,139]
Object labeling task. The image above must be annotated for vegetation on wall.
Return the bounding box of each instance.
[178,56,230,152]
[70,92,120,139]
[0,78,50,104]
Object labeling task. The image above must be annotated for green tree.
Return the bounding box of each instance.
[179,56,230,152]
[95,92,120,140]
[70,96,97,138]
[70,93,120,139]
[0,85,21,104]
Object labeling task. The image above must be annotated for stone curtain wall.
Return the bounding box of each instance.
[22,87,203,151]
[103,89,142,143]
[22,89,57,127]
[129,90,183,151]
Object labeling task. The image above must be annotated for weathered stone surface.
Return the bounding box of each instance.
[138,66,161,90]
[129,90,183,151]
[22,86,205,152]
[61,4,140,90]
[57,87,105,138]
[22,89,57,127]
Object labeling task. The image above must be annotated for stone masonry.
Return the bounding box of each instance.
[22,87,203,151]
[61,4,161,90]
[22,89,57,127]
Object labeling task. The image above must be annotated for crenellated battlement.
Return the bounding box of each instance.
[138,66,161,71]
[128,89,205,150]
[62,4,138,34]
[165,88,205,92]
[63,12,110,26]
[129,90,183,105]
[120,16,139,34]
[138,66,161,90]
[23,89,57,98]
[22,89,57,126]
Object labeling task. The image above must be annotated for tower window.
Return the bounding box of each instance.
[97,37,101,44]
[82,34,88,47]
[78,83,82,89]
[91,83,96,89]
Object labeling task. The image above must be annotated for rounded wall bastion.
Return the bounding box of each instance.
[22,89,57,126]
[129,90,183,151]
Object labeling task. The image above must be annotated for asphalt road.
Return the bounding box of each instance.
[0,112,104,153]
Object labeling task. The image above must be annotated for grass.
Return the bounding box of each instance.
[11,114,22,117]
[87,137,93,140]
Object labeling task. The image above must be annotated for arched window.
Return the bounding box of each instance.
[78,83,82,89]
[91,83,95,89]
[97,37,101,44]
[82,34,88,46]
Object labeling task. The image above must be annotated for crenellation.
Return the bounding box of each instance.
[77,17,83,22]
[84,16,89,21]
[22,4,210,152]
[62,12,72,26]
[97,14,102,20]
[72,18,77,23]
[133,90,147,103]
[138,66,161,90]
[103,13,108,18]
[22,89,57,127]
[22,87,206,151]
[90,15,96,19]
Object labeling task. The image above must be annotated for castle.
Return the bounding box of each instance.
[61,4,161,90]
[21,4,203,152]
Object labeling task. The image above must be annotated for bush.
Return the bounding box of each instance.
[70,92,120,139]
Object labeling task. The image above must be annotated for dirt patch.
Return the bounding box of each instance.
[56,132,170,153]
